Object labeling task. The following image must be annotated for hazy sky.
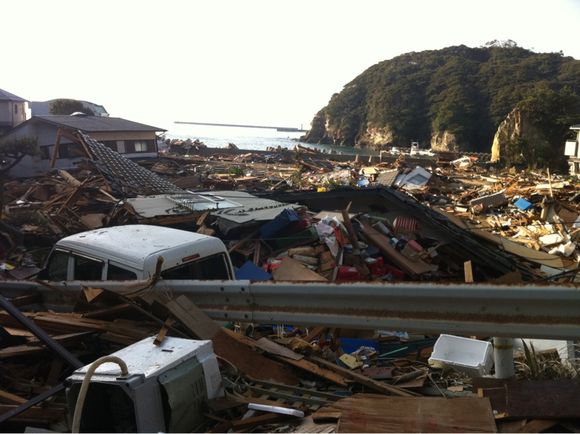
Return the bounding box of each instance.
[3,0,580,132]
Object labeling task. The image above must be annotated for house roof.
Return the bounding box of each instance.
[0,88,27,102]
[571,124,580,130]
[34,115,166,132]
[79,132,182,196]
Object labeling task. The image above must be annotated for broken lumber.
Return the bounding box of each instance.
[160,294,300,386]
[309,356,414,397]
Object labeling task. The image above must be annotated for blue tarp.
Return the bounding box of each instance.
[514,198,533,211]
[259,208,300,238]
[235,260,272,281]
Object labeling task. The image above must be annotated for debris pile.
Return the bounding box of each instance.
[0,133,579,431]
[1,286,580,432]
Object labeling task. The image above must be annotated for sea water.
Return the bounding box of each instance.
[165,123,377,156]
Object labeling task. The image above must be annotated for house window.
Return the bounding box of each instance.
[40,146,51,160]
[14,105,18,114]
[134,141,148,152]
[62,143,87,158]
[124,140,155,153]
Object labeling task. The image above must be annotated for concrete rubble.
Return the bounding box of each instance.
[0,133,579,432]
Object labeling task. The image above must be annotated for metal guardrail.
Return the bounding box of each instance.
[4,279,580,340]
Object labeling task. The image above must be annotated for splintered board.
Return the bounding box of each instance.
[324,394,496,433]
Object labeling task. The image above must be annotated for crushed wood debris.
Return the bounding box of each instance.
[0,133,579,432]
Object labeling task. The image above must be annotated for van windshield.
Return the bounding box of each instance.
[161,253,230,280]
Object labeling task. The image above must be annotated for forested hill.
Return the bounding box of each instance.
[302,43,580,154]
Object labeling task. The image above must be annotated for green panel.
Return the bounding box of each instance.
[158,357,207,432]
[267,226,318,250]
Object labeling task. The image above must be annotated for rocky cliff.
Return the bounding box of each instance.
[301,44,580,155]
[491,108,553,164]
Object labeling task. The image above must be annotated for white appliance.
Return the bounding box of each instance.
[66,336,223,432]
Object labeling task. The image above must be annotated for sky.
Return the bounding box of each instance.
[3,0,580,133]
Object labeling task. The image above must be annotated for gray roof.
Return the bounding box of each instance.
[34,115,166,132]
[79,132,181,196]
[571,124,580,130]
[0,88,27,102]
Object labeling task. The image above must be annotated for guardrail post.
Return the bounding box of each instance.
[493,337,514,379]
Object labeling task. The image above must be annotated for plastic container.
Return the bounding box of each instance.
[336,266,362,281]
[428,334,493,377]
[365,256,386,277]
[260,208,299,238]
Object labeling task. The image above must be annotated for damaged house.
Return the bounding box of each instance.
[3,114,165,177]
[0,88,30,136]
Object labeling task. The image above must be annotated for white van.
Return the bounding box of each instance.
[39,225,234,281]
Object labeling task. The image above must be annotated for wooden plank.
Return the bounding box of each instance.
[228,229,260,254]
[154,318,175,346]
[328,394,496,433]
[81,303,132,319]
[213,329,300,386]
[497,419,527,433]
[464,260,474,283]
[470,229,574,269]
[231,413,293,430]
[310,356,414,397]
[0,389,27,404]
[253,240,262,264]
[517,419,558,433]
[272,257,327,281]
[481,380,580,419]
[161,294,299,386]
[255,337,304,360]
[0,332,95,359]
[341,209,360,248]
[7,294,42,308]
[312,407,342,422]
[273,357,348,387]
[359,223,435,276]
[10,312,153,340]
[0,403,66,424]
[196,211,210,227]
[165,295,220,339]
[46,357,65,386]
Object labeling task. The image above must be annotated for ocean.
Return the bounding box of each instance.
[165,123,377,156]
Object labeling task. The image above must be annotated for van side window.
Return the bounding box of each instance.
[108,264,138,280]
[73,255,104,280]
[45,250,70,281]
[161,254,230,280]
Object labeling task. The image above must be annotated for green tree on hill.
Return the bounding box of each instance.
[303,43,580,166]
[49,99,95,116]
[504,85,580,169]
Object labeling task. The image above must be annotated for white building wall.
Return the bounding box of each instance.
[11,101,29,127]
[0,101,30,128]
[567,129,580,176]
[6,122,79,177]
